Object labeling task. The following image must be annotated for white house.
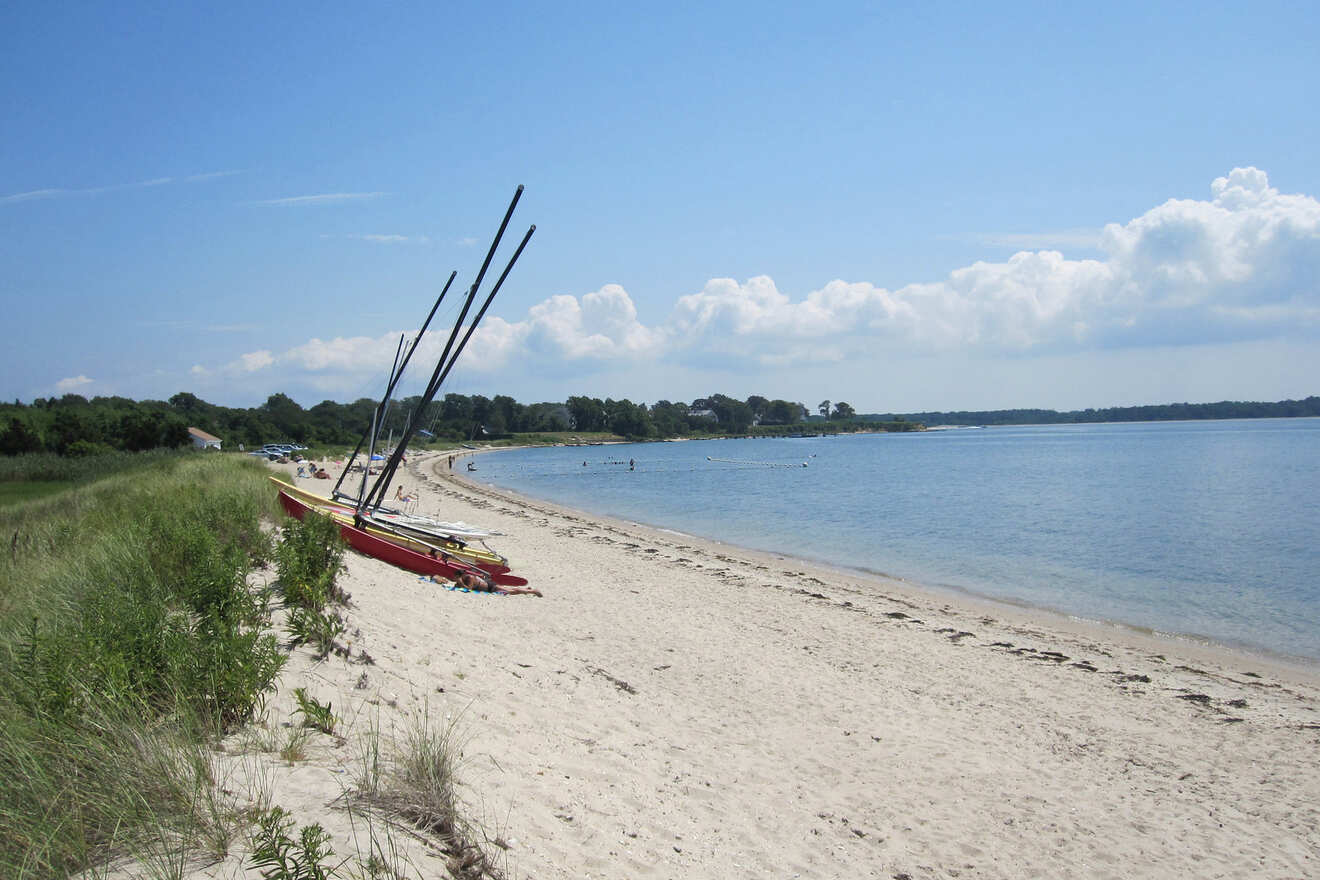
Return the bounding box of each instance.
[188,427,222,450]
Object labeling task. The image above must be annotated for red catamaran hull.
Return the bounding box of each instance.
[278,490,529,587]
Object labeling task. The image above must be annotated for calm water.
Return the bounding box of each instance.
[470,419,1320,663]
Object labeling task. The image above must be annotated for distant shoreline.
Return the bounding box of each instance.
[442,445,1320,676]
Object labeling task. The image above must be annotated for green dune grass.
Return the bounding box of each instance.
[0,454,287,878]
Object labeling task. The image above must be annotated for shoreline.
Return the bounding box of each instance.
[218,451,1320,879]
[440,444,1320,681]
[403,450,1320,877]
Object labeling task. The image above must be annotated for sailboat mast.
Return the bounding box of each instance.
[362,186,532,511]
[331,272,456,500]
[366,220,535,509]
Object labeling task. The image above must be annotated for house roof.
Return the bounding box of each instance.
[188,427,222,443]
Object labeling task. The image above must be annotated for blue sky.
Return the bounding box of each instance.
[3,1,1317,413]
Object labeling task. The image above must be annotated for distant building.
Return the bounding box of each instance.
[188,427,222,450]
[688,407,718,422]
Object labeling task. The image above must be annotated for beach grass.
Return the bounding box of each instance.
[0,453,289,878]
[0,481,72,507]
[0,448,195,485]
[352,702,500,879]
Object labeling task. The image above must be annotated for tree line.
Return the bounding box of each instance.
[0,391,910,455]
[872,396,1320,426]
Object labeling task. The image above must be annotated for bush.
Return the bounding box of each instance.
[275,512,346,612]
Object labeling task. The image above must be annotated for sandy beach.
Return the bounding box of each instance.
[190,450,1320,879]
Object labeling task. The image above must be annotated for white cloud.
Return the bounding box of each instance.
[234,350,275,372]
[251,192,386,207]
[199,169,1319,398]
[184,170,242,182]
[55,375,94,392]
[190,365,210,376]
[663,166,1318,359]
[2,171,236,205]
[327,233,430,244]
[282,336,401,372]
[519,284,667,360]
[1,188,65,204]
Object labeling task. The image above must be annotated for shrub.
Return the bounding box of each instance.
[276,513,346,612]
[250,805,338,880]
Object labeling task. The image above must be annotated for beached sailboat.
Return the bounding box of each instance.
[275,186,535,583]
[277,490,528,586]
[271,477,508,571]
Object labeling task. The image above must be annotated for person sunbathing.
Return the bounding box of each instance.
[436,570,542,597]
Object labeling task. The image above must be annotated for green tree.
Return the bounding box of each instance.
[469,395,494,437]
[831,401,855,420]
[117,411,189,451]
[524,402,572,432]
[259,393,307,442]
[490,394,521,433]
[50,408,96,454]
[0,415,43,455]
[605,398,652,438]
[763,399,803,425]
[819,400,831,419]
[648,400,690,436]
[709,394,753,432]
[567,396,606,432]
[440,393,472,422]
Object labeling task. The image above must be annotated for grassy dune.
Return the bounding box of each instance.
[0,453,285,877]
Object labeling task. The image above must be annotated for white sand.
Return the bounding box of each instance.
[185,451,1320,879]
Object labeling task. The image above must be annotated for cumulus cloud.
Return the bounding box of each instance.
[55,375,94,392]
[210,168,1318,391]
[520,285,666,360]
[282,336,403,373]
[664,166,1318,358]
[234,350,275,372]
[225,333,432,391]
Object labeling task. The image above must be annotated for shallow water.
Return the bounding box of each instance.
[469,419,1320,662]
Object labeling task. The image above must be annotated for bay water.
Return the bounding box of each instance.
[468,419,1320,663]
